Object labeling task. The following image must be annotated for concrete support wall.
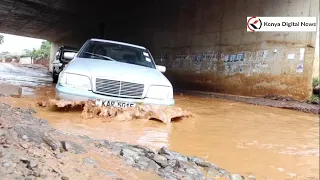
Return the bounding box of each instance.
[313,17,319,79]
[146,0,319,100]
[49,43,60,72]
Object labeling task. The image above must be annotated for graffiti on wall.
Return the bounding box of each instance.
[155,51,247,75]
[252,62,269,73]
[222,53,245,63]
[154,46,306,76]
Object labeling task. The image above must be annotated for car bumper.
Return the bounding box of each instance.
[56,84,175,106]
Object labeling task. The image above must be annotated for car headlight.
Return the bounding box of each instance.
[58,72,91,90]
[146,85,173,100]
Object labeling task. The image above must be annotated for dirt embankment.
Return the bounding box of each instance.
[0,103,159,180]
[0,103,249,180]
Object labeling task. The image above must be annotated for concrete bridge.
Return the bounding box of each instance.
[0,0,319,100]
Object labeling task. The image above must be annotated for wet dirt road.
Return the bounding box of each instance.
[0,63,319,180]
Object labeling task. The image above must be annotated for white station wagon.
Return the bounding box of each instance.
[56,39,174,107]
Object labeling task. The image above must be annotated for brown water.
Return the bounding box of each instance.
[1,88,319,180]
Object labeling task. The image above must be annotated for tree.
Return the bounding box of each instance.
[0,35,3,44]
[26,41,51,60]
[22,49,32,57]
[0,51,10,58]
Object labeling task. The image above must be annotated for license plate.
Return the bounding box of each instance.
[95,99,136,108]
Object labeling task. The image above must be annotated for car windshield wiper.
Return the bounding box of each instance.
[84,52,116,61]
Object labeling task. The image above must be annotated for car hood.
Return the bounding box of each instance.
[63,57,172,87]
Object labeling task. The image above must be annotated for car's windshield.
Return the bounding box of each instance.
[78,40,156,69]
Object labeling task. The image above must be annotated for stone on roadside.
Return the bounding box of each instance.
[218,168,230,176]
[188,156,217,168]
[163,166,174,173]
[177,160,202,175]
[0,83,22,98]
[6,166,15,174]
[82,158,98,168]
[167,159,178,168]
[14,126,46,144]
[120,148,140,160]
[158,147,175,159]
[0,130,7,137]
[125,144,154,157]
[25,176,36,180]
[28,160,38,169]
[20,156,29,164]
[158,147,188,161]
[61,176,69,180]
[206,167,221,178]
[228,174,245,180]
[151,154,168,167]
[149,159,161,171]
[124,157,135,166]
[22,135,28,140]
[100,170,117,178]
[247,174,256,180]
[99,141,122,155]
[2,158,15,168]
[33,169,41,177]
[61,140,86,154]
[19,143,29,149]
[157,168,180,180]
[135,157,151,170]
[42,135,62,151]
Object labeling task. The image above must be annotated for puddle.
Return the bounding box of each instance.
[0,63,52,88]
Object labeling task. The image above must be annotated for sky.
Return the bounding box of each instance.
[0,33,44,54]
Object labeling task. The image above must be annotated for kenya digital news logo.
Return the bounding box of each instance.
[247,16,262,32]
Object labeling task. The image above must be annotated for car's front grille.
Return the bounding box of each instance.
[95,78,144,98]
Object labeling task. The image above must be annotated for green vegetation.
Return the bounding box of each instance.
[1,40,51,61]
[309,77,320,104]
[312,77,320,87]
[310,94,319,103]
[26,41,51,60]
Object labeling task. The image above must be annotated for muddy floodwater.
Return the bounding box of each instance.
[1,88,317,180]
[0,63,319,180]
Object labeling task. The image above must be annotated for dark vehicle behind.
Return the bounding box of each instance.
[52,46,78,83]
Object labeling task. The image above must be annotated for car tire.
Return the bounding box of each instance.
[53,73,59,83]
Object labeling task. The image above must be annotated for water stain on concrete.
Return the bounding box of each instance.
[165,70,312,100]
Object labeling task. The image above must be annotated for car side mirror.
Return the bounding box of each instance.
[157,65,166,73]
[63,52,76,60]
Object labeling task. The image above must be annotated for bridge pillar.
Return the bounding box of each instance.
[49,43,59,72]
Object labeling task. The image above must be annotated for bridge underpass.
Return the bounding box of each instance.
[0,0,319,100]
